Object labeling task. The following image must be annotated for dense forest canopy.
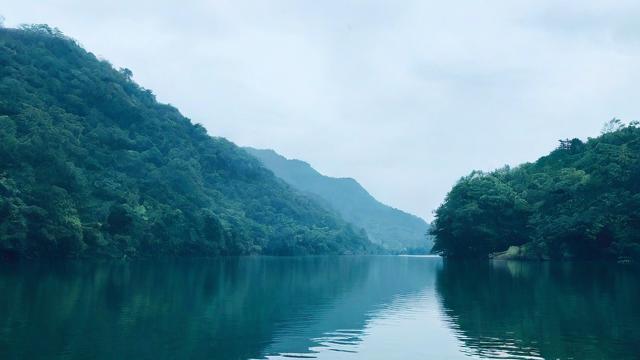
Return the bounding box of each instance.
[245,147,432,252]
[0,25,377,258]
[430,119,640,260]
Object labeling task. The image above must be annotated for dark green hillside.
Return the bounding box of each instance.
[0,25,376,258]
[245,148,431,252]
[431,119,640,260]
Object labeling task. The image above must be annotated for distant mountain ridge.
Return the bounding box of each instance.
[245,148,432,252]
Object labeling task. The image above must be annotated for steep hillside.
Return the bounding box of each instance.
[245,148,431,252]
[0,25,376,257]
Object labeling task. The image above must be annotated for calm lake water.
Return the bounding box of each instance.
[0,256,638,360]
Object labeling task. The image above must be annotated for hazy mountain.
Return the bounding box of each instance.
[0,25,377,258]
[245,147,432,252]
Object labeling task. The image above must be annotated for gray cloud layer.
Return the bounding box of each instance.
[4,1,640,220]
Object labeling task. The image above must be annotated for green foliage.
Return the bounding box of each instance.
[0,26,376,258]
[431,122,640,259]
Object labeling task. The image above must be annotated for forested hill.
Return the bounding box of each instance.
[244,148,432,252]
[430,120,640,260]
[0,25,377,258]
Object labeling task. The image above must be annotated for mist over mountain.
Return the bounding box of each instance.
[245,147,432,252]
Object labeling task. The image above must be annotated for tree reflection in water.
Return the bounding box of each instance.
[436,260,640,360]
[0,256,434,360]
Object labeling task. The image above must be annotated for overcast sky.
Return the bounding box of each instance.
[4,1,640,220]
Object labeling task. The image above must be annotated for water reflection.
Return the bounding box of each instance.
[435,260,640,360]
[0,256,437,360]
[1,257,638,359]
[255,256,439,358]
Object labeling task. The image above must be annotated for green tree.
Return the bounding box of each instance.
[0,25,378,258]
[431,121,640,260]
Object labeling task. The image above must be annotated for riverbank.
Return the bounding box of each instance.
[489,244,635,264]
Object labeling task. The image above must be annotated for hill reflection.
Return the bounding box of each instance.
[0,256,435,360]
[435,260,640,360]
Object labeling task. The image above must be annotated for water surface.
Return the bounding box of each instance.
[0,256,638,359]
